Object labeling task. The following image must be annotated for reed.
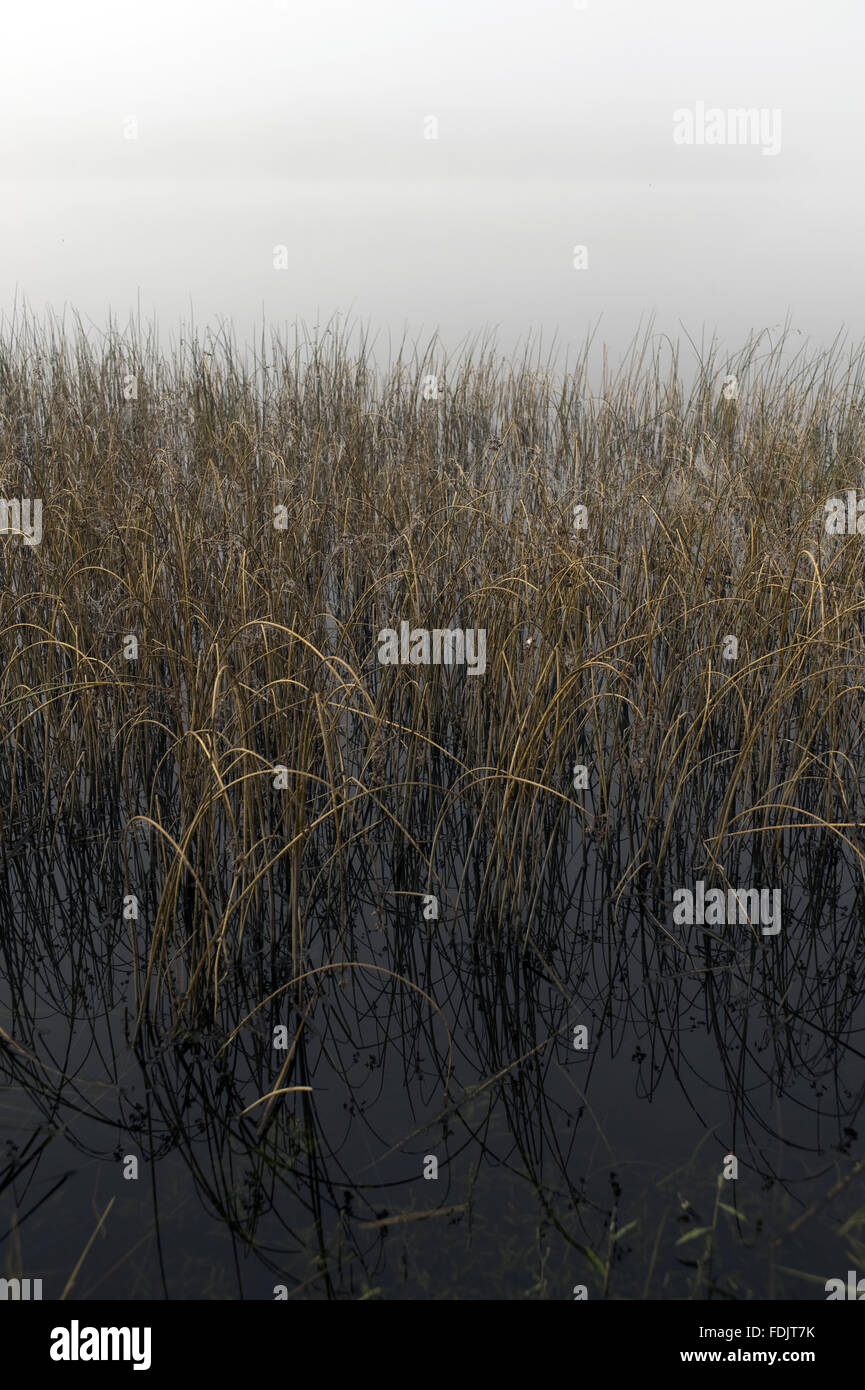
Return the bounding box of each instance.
[1,312,865,1296]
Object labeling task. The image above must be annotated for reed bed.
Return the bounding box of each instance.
[2,313,865,1297]
[2,316,865,1012]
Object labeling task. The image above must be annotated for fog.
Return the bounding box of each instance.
[1,0,862,367]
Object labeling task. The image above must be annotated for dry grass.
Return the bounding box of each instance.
[2,311,865,1035]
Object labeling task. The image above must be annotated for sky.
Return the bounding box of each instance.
[1,0,863,367]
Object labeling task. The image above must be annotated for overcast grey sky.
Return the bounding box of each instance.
[1,0,862,363]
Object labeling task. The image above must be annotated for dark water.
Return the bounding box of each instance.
[2,783,864,1302]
